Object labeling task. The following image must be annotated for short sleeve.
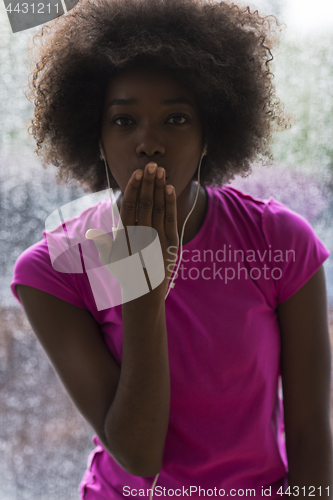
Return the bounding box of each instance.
[10,237,86,309]
[262,198,330,303]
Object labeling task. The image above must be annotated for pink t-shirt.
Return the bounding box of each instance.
[11,185,330,499]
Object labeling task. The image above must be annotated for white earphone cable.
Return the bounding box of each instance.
[100,140,117,240]
[164,148,205,299]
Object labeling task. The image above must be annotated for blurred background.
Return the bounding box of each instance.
[0,0,333,498]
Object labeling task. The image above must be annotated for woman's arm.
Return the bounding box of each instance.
[16,164,179,478]
[277,265,333,498]
[104,289,170,477]
[16,284,169,477]
[92,163,178,476]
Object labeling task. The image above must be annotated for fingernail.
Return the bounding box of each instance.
[156,167,164,179]
[166,185,173,195]
[147,163,157,174]
[135,170,143,181]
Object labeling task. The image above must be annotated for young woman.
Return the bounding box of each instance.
[11,0,332,498]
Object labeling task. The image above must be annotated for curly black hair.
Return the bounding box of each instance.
[27,0,287,192]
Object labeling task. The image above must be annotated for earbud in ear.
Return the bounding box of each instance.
[202,143,208,157]
[99,139,106,161]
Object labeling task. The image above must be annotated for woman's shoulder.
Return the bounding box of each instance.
[208,184,274,235]
[210,184,269,210]
[13,195,112,272]
[209,184,317,232]
[10,194,116,309]
[208,185,330,303]
[11,235,88,309]
[208,183,329,268]
[12,237,53,281]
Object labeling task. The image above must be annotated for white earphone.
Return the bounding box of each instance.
[201,142,208,157]
[166,141,207,297]
[99,139,107,161]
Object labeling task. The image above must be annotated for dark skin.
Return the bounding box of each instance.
[100,67,208,247]
[277,266,332,496]
[16,68,332,494]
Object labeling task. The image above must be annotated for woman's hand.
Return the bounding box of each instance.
[86,162,179,301]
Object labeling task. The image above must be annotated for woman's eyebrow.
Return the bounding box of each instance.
[107,97,194,108]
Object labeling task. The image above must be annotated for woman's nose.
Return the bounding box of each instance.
[135,131,165,158]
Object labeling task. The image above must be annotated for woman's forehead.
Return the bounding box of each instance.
[105,67,197,104]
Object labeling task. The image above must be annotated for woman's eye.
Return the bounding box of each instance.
[112,115,188,126]
[113,117,133,126]
[167,115,188,125]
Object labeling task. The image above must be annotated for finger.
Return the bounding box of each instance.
[152,166,166,233]
[164,185,178,243]
[136,162,157,227]
[85,228,113,266]
[120,170,143,228]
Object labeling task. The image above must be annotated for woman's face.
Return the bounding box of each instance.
[100,67,204,198]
